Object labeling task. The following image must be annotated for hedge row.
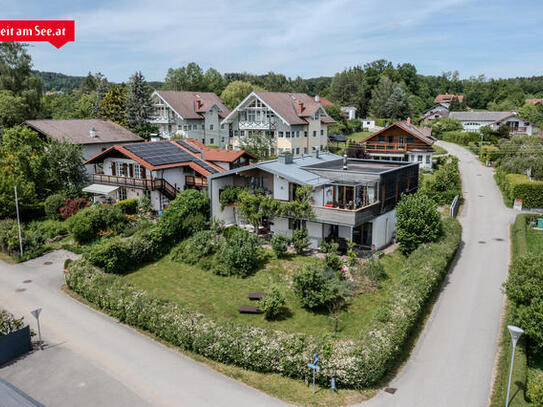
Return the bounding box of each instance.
[495,170,543,208]
[440,131,481,146]
[66,217,461,388]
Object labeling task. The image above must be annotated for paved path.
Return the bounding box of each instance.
[0,251,287,407]
[362,142,515,407]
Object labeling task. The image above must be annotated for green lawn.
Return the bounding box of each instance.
[348,131,373,143]
[124,250,406,339]
[433,145,448,156]
[490,214,543,407]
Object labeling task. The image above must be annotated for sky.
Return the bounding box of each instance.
[3,0,543,83]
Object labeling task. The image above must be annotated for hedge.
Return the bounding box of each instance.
[114,198,138,214]
[66,217,461,388]
[440,131,480,146]
[495,171,543,208]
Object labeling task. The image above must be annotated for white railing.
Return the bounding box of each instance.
[450,195,460,218]
[238,120,277,130]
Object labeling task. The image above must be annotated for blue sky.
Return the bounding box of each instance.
[4,0,543,82]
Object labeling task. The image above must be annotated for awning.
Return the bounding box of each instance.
[82,184,119,195]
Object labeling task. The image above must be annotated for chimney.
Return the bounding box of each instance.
[278,153,294,164]
[343,153,348,170]
[200,148,205,161]
[195,100,203,110]
[406,117,411,126]
[298,101,304,114]
[315,95,320,103]
[89,127,96,138]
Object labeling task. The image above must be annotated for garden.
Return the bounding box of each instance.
[491,214,543,406]
[64,187,462,403]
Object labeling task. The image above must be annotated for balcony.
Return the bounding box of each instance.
[149,116,170,124]
[313,202,380,226]
[185,175,208,187]
[91,174,178,199]
[509,126,527,133]
[238,120,276,130]
[366,143,408,153]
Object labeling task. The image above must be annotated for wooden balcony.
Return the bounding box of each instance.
[91,174,178,199]
[509,126,527,133]
[366,143,408,152]
[185,176,208,187]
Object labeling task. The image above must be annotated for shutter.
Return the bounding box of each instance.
[123,163,128,177]
[129,164,134,178]
[141,166,146,179]
[111,162,116,176]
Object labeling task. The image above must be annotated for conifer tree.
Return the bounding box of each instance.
[125,71,155,138]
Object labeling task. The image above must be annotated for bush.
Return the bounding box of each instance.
[216,229,260,277]
[431,117,462,136]
[293,264,349,310]
[114,198,138,214]
[44,194,65,219]
[137,195,151,214]
[324,253,343,271]
[419,156,462,205]
[440,131,480,146]
[159,190,209,240]
[527,366,543,405]
[260,285,286,320]
[479,145,500,163]
[292,228,309,254]
[395,193,442,255]
[504,253,543,350]
[363,257,387,282]
[171,230,218,265]
[496,171,543,208]
[67,204,127,244]
[0,308,25,337]
[320,240,339,254]
[219,186,247,209]
[271,233,289,258]
[85,237,131,274]
[60,197,89,219]
[65,217,461,389]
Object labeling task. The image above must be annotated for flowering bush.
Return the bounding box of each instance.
[0,308,25,337]
[60,197,89,219]
[67,217,461,388]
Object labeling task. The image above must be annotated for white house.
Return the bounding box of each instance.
[149,91,231,147]
[340,106,357,120]
[25,119,144,175]
[221,92,335,156]
[361,119,376,131]
[83,139,252,210]
[448,111,535,135]
[208,152,419,250]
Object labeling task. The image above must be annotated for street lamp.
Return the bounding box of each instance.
[505,325,524,407]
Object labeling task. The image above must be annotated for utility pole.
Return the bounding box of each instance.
[14,186,23,257]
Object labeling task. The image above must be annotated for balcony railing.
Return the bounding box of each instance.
[185,176,208,187]
[149,116,170,124]
[312,202,380,225]
[366,143,408,152]
[91,174,178,199]
[509,126,527,133]
[238,120,276,130]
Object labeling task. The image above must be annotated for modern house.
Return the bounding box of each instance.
[25,119,143,174]
[221,92,335,156]
[149,91,231,146]
[361,119,377,131]
[83,139,252,210]
[208,152,419,250]
[363,119,435,168]
[448,111,535,135]
[434,94,464,109]
[340,106,357,120]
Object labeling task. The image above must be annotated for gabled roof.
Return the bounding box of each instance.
[448,111,515,122]
[223,92,336,126]
[154,91,230,120]
[181,138,255,162]
[417,109,449,123]
[434,94,464,104]
[25,119,143,145]
[84,140,225,177]
[365,120,435,145]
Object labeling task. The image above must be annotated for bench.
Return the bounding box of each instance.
[248,292,266,301]
[238,306,263,314]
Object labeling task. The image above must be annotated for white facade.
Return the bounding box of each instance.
[340,106,357,120]
[361,119,376,131]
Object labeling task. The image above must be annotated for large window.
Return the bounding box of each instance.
[118,187,127,201]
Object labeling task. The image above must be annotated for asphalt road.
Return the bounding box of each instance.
[0,251,287,407]
[362,142,516,407]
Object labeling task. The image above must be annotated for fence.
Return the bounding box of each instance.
[0,325,32,365]
[450,195,460,218]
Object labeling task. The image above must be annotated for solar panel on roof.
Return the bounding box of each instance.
[176,139,200,153]
[124,142,194,166]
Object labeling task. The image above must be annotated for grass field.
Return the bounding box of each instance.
[124,250,406,339]
[490,214,543,407]
[348,131,373,143]
[433,145,448,155]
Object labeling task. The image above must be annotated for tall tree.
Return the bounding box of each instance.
[163,62,205,91]
[264,72,291,92]
[291,76,309,94]
[369,76,395,118]
[93,73,108,117]
[203,68,226,94]
[386,87,411,119]
[125,71,154,138]
[0,90,26,128]
[329,66,366,115]
[99,85,127,126]
[0,42,42,119]
[448,96,462,111]
[220,81,264,109]
[80,72,97,93]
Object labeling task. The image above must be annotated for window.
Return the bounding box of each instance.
[407,136,413,144]
[210,138,214,144]
[378,135,384,143]
[177,124,182,130]
[312,146,316,151]
[286,131,291,138]
[417,155,423,162]
[279,131,284,138]
[304,147,308,154]
[524,122,530,126]
[143,190,151,200]
[425,155,431,164]
[202,124,205,130]
[388,136,393,143]
[313,130,317,137]
[234,130,239,137]
[184,125,188,131]
[320,129,324,136]
[209,124,214,130]
[320,145,323,150]
[304,131,308,137]
[399,135,404,144]
[134,163,141,179]
[118,187,127,201]
[296,147,300,154]
[221,137,225,143]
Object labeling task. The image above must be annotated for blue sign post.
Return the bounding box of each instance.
[307,354,320,394]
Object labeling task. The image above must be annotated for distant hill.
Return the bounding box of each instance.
[33,71,85,92]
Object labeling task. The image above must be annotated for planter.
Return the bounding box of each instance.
[0,325,32,365]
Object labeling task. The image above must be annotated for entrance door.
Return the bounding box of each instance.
[361,222,372,247]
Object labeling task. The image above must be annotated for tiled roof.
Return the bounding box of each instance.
[434,94,464,104]
[25,119,143,145]
[156,91,230,120]
[366,120,434,145]
[254,92,336,126]
[448,111,513,122]
[182,138,255,162]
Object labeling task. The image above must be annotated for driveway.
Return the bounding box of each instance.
[361,142,516,406]
[0,251,287,407]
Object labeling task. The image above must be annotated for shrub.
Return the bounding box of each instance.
[114,198,138,214]
[395,193,442,255]
[440,131,480,145]
[431,117,463,136]
[60,197,89,219]
[219,186,247,209]
[44,194,65,219]
[159,190,209,240]
[504,253,543,350]
[260,285,286,320]
[85,237,131,274]
[271,233,289,258]
[324,253,343,271]
[320,240,339,254]
[171,230,218,265]
[479,145,500,163]
[137,194,151,214]
[496,172,543,208]
[419,156,462,205]
[0,308,25,337]
[216,229,260,277]
[292,228,309,254]
[293,264,349,310]
[66,204,127,244]
[65,217,461,389]
[365,257,387,282]
[63,258,73,270]
[527,366,543,405]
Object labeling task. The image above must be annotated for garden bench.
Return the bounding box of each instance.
[248,292,266,300]
[238,306,263,314]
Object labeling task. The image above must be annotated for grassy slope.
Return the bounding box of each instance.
[124,251,406,339]
[490,214,543,406]
[433,145,448,156]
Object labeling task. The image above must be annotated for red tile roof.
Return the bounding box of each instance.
[434,94,464,104]
[365,120,434,146]
[156,91,230,120]
[526,98,543,105]
[183,138,255,162]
